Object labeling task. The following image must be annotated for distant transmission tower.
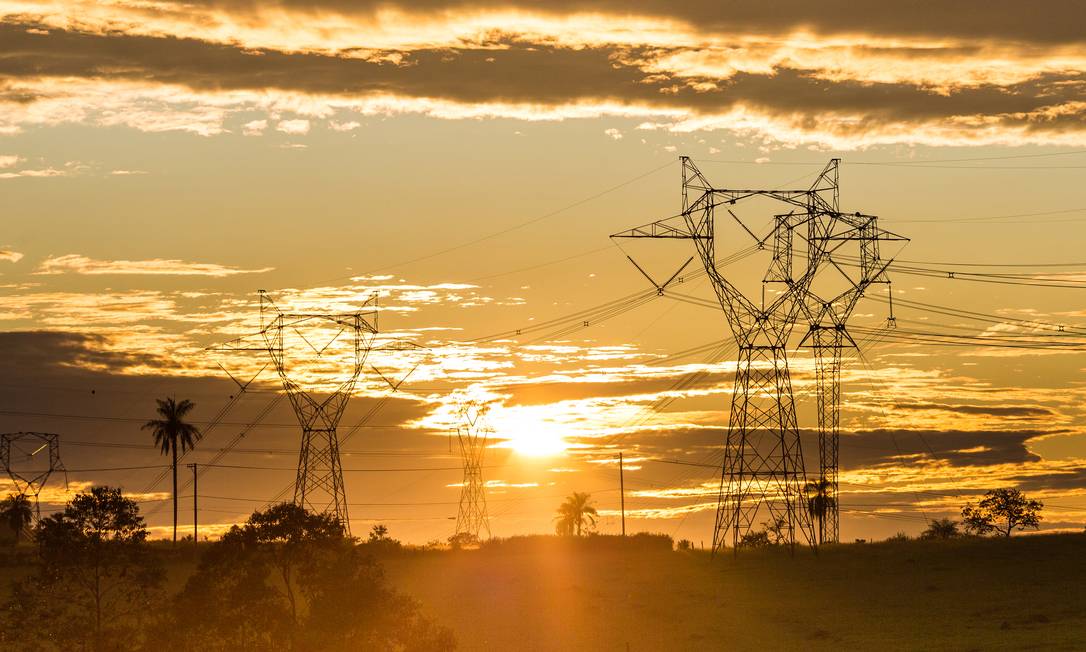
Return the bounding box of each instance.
[0,432,67,522]
[800,205,906,544]
[453,399,492,541]
[613,157,848,552]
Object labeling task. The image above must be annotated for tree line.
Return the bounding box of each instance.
[0,487,456,651]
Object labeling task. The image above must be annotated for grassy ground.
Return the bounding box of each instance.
[380,533,1086,651]
[0,534,1082,650]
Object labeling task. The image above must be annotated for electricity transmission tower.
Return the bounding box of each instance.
[453,398,492,541]
[0,432,67,522]
[260,292,378,534]
[800,206,905,544]
[213,291,380,534]
[613,157,847,552]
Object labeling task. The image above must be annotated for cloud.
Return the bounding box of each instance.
[241,118,267,135]
[276,119,310,134]
[0,155,21,168]
[0,249,22,263]
[328,120,360,131]
[0,167,72,179]
[35,254,274,277]
[0,17,1082,146]
[893,402,1055,418]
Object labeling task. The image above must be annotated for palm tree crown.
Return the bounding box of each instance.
[142,397,201,455]
[142,397,201,544]
[804,478,835,545]
[555,492,597,537]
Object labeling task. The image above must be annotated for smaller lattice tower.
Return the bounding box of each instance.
[453,399,492,541]
[0,432,67,522]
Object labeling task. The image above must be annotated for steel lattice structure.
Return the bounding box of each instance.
[0,432,66,522]
[453,399,492,541]
[259,292,377,534]
[799,209,906,544]
[212,291,379,534]
[613,156,884,552]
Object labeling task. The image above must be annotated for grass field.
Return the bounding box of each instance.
[0,533,1082,650]
[380,533,1086,651]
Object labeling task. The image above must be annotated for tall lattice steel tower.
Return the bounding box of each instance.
[1,432,66,522]
[213,291,379,534]
[800,207,906,544]
[613,157,846,552]
[453,398,492,541]
[258,291,377,534]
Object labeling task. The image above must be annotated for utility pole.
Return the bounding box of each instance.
[619,452,626,537]
[188,463,198,550]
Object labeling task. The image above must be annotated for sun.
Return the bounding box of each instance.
[489,409,569,458]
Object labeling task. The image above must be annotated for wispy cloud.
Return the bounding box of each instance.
[276,119,310,135]
[0,249,23,263]
[35,254,274,277]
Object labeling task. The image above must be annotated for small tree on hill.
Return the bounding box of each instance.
[738,530,772,549]
[961,488,1043,537]
[369,524,390,542]
[920,518,960,540]
[762,516,788,545]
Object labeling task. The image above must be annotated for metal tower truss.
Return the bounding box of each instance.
[453,398,492,541]
[260,291,377,534]
[0,431,67,522]
[613,156,854,553]
[210,290,427,536]
[799,210,907,544]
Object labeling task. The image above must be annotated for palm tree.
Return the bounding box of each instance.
[554,492,597,537]
[804,478,834,545]
[142,397,201,544]
[0,494,33,545]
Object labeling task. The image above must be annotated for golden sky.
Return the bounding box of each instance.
[1,1,1086,542]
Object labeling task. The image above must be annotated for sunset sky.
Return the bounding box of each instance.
[2,1,1086,543]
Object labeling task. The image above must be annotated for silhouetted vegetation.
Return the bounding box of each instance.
[921,518,961,540]
[0,491,454,651]
[804,478,835,544]
[961,488,1043,537]
[1,486,164,651]
[157,503,454,651]
[554,492,597,537]
[141,397,201,544]
[447,532,480,550]
[0,495,32,546]
[738,517,789,548]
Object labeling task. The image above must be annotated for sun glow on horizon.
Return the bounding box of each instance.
[489,408,570,458]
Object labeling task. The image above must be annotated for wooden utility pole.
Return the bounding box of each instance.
[619,452,626,537]
[188,463,198,550]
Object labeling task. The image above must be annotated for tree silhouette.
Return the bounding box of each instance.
[961,488,1043,537]
[555,492,597,537]
[0,493,33,545]
[920,518,960,540]
[141,397,201,544]
[804,478,834,545]
[165,503,454,650]
[2,486,163,650]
